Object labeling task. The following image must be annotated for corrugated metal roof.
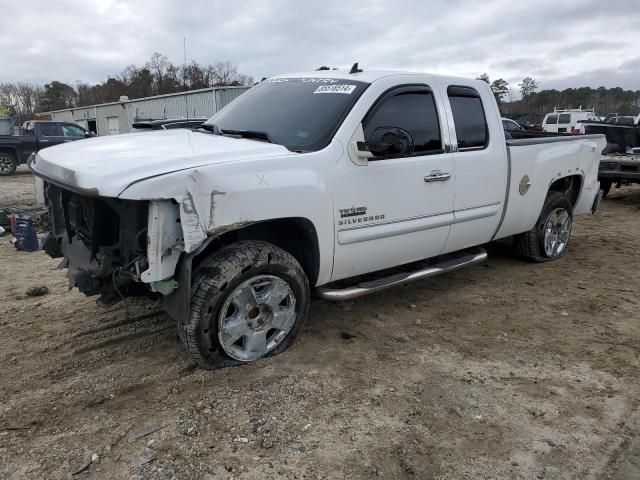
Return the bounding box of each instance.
[37,86,250,115]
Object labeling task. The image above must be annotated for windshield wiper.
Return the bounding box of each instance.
[220,129,273,143]
[200,123,219,134]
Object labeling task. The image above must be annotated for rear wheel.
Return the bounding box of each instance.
[179,240,310,369]
[514,191,573,262]
[600,179,612,198]
[0,152,17,176]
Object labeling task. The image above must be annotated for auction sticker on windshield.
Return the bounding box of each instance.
[314,84,357,94]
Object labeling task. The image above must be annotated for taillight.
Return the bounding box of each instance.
[571,127,581,135]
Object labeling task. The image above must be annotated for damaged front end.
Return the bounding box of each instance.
[44,183,183,306]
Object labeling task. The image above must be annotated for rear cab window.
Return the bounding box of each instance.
[447,86,489,151]
[545,115,558,125]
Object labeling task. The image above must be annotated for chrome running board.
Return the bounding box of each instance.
[316,248,487,301]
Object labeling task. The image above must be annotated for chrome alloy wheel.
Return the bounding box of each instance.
[543,207,572,258]
[0,155,14,174]
[217,275,297,362]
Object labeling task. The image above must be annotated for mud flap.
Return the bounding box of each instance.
[163,254,193,324]
[163,234,220,323]
[592,189,604,213]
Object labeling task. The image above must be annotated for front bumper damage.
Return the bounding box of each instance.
[44,183,183,306]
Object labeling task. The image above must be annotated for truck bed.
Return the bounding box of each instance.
[584,122,640,151]
[494,134,606,240]
[508,130,573,140]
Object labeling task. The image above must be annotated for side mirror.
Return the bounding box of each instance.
[360,127,414,157]
[85,131,96,137]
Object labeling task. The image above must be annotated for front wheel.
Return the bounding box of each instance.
[514,191,573,262]
[0,152,17,176]
[179,240,310,369]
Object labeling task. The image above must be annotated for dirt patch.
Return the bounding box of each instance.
[0,166,37,210]
[0,173,639,479]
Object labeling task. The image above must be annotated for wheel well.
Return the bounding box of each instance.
[0,147,17,158]
[194,217,321,285]
[549,175,582,208]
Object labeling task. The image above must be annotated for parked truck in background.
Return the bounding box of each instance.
[0,120,93,176]
[598,151,640,196]
[576,114,640,195]
[30,68,605,369]
[542,108,600,134]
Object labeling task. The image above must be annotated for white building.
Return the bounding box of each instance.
[38,86,250,136]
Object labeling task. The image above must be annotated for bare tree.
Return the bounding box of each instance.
[147,52,171,94]
[0,82,43,123]
[182,61,207,90]
[5,53,255,119]
[208,60,253,86]
[235,73,254,86]
[210,60,238,86]
[76,82,98,107]
[120,65,154,99]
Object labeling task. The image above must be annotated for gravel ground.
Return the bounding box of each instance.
[1,169,639,479]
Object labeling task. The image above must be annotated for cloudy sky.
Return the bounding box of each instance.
[1,0,639,93]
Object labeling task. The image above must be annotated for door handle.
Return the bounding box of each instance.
[424,171,451,182]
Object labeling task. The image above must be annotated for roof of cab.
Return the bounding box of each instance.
[270,69,482,87]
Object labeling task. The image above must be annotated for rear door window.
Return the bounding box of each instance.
[447,86,488,150]
[558,114,571,124]
[545,115,558,125]
[39,123,60,136]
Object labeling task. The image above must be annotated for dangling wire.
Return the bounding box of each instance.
[112,269,129,321]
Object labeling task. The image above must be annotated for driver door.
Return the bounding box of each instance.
[332,85,455,281]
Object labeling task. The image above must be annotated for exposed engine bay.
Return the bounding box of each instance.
[44,183,153,306]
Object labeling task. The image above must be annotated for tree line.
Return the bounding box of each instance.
[0,53,254,124]
[2,60,639,126]
[477,73,640,124]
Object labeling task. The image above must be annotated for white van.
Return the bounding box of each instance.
[542,108,600,134]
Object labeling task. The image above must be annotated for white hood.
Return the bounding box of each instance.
[32,129,293,197]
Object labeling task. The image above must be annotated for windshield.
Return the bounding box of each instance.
[205,78,369,152]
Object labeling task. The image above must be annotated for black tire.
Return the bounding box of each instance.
[600,179,612,198]
[179,240,310,369]
[0,152,17,176]
[513,191,573,262]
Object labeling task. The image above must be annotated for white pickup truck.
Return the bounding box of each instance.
[31,67,605,369]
